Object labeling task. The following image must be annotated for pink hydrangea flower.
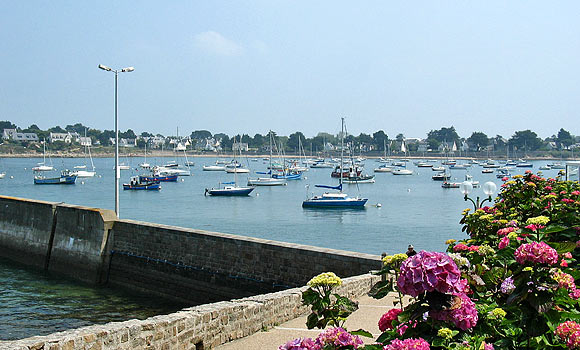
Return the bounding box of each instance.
[572,191,580,196]
[556,321,580,349]
[497,227,517,236]
[315,327,362,349]
[545,186,553,191]
[453,243,469,252]
[279,338,319,350]
[498,236,510,249]
[562,198,575,204]
[430,293,478,330]
[515,242,558,265]
[397,251,465,297]
[468,245,480,252]
[378,308,402,331]
[383,338,430,350]
[564,252,573,259]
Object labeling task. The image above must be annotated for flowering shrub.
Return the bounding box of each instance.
[302,272,358,330]
[279,327,363,350]
[283,172,580,350]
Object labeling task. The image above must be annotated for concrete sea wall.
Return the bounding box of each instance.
[3,274,380,350]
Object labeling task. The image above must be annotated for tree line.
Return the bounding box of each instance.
[1,121,577,153]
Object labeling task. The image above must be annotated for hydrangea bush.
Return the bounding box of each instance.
[280,172,580,350]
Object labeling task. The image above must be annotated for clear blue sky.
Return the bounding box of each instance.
[0,1,578,139]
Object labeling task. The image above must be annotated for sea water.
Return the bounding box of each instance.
[0,157,562,339]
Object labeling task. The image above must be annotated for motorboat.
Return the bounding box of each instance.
[34,169,77,185]
[392,168,413,175]
[432,172,451,181]
[374,164,393,173]
[342,174,375,184]
[123,176,160,190]
[432,166,445,172]
[247,177,287,186]
[441,181,460,188]
[139,173,178,182]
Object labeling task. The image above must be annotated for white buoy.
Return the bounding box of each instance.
[407,188,411,192]
[256,193,259,197]
[376,203,382,208]
[181,178,185,182]
[304,176,308,180]
[10,176,14,179]
[81,181,85,185]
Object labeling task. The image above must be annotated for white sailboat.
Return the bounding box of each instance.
[32,139,54,171]
[374,140,393,172]
[248,131,287,186]
[74,133,96,177]
[392,141,413,175]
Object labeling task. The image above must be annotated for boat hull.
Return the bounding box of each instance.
[139,175,178,182]
[34,175,77,184]
[247,178,287,186]
[302,198,368,208]
[205,187,254,196]
[123,182,160,190]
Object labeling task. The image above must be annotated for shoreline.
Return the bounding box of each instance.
[0,151,573,161]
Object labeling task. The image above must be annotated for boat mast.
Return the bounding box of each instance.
[340,117,344,191]
[269,130,273,179]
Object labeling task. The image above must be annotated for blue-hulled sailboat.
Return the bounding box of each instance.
[302,118,367,209]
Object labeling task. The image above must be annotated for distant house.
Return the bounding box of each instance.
[49,132,72,143]
[195,137,221,151]
[2,129,17,140]
[417,142,429,152]
[119,138,136,147]
[78,137,92,147]
[232,142,249,152]
[2,129,39,142]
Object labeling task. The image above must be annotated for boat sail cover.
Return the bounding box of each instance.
[314,184,342,191]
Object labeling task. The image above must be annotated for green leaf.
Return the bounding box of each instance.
[543,225,568,234]
[306,313,319,329]
[350,329,374,338]
[548,241,577,254]
[368,280,394,299]
[302,288,320,305]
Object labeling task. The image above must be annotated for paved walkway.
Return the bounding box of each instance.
[216,294,398,350]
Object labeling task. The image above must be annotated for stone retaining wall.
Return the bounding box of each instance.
[108,220,381,304]
[3,274,380,350]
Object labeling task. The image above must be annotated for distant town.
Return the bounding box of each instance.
[0,121,578,158]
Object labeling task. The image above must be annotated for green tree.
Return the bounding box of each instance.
[190,130,212,141]
[427,138,440,150]
[48,126,66,133]
[372,130,388,151]
[65,123,88,134]
[426,126,460,143]
[251,133,265,148]
[287,132,306,152]
[508,130,544,152]
[557,128,574,149]
[0,121,17,133]
[467,132,489,151]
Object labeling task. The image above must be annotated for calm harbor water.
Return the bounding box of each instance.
[0,156,566,340]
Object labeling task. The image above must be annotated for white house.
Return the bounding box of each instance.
[78,137,92,147]
[49,132,72,143]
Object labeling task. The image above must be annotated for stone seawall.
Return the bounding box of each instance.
[108,220,381,304]
[2,274,380,350]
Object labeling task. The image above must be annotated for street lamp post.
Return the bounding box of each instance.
[460,181,497,210]
[98,64,134,217]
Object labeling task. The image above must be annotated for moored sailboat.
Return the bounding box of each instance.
[302,118,367,208]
